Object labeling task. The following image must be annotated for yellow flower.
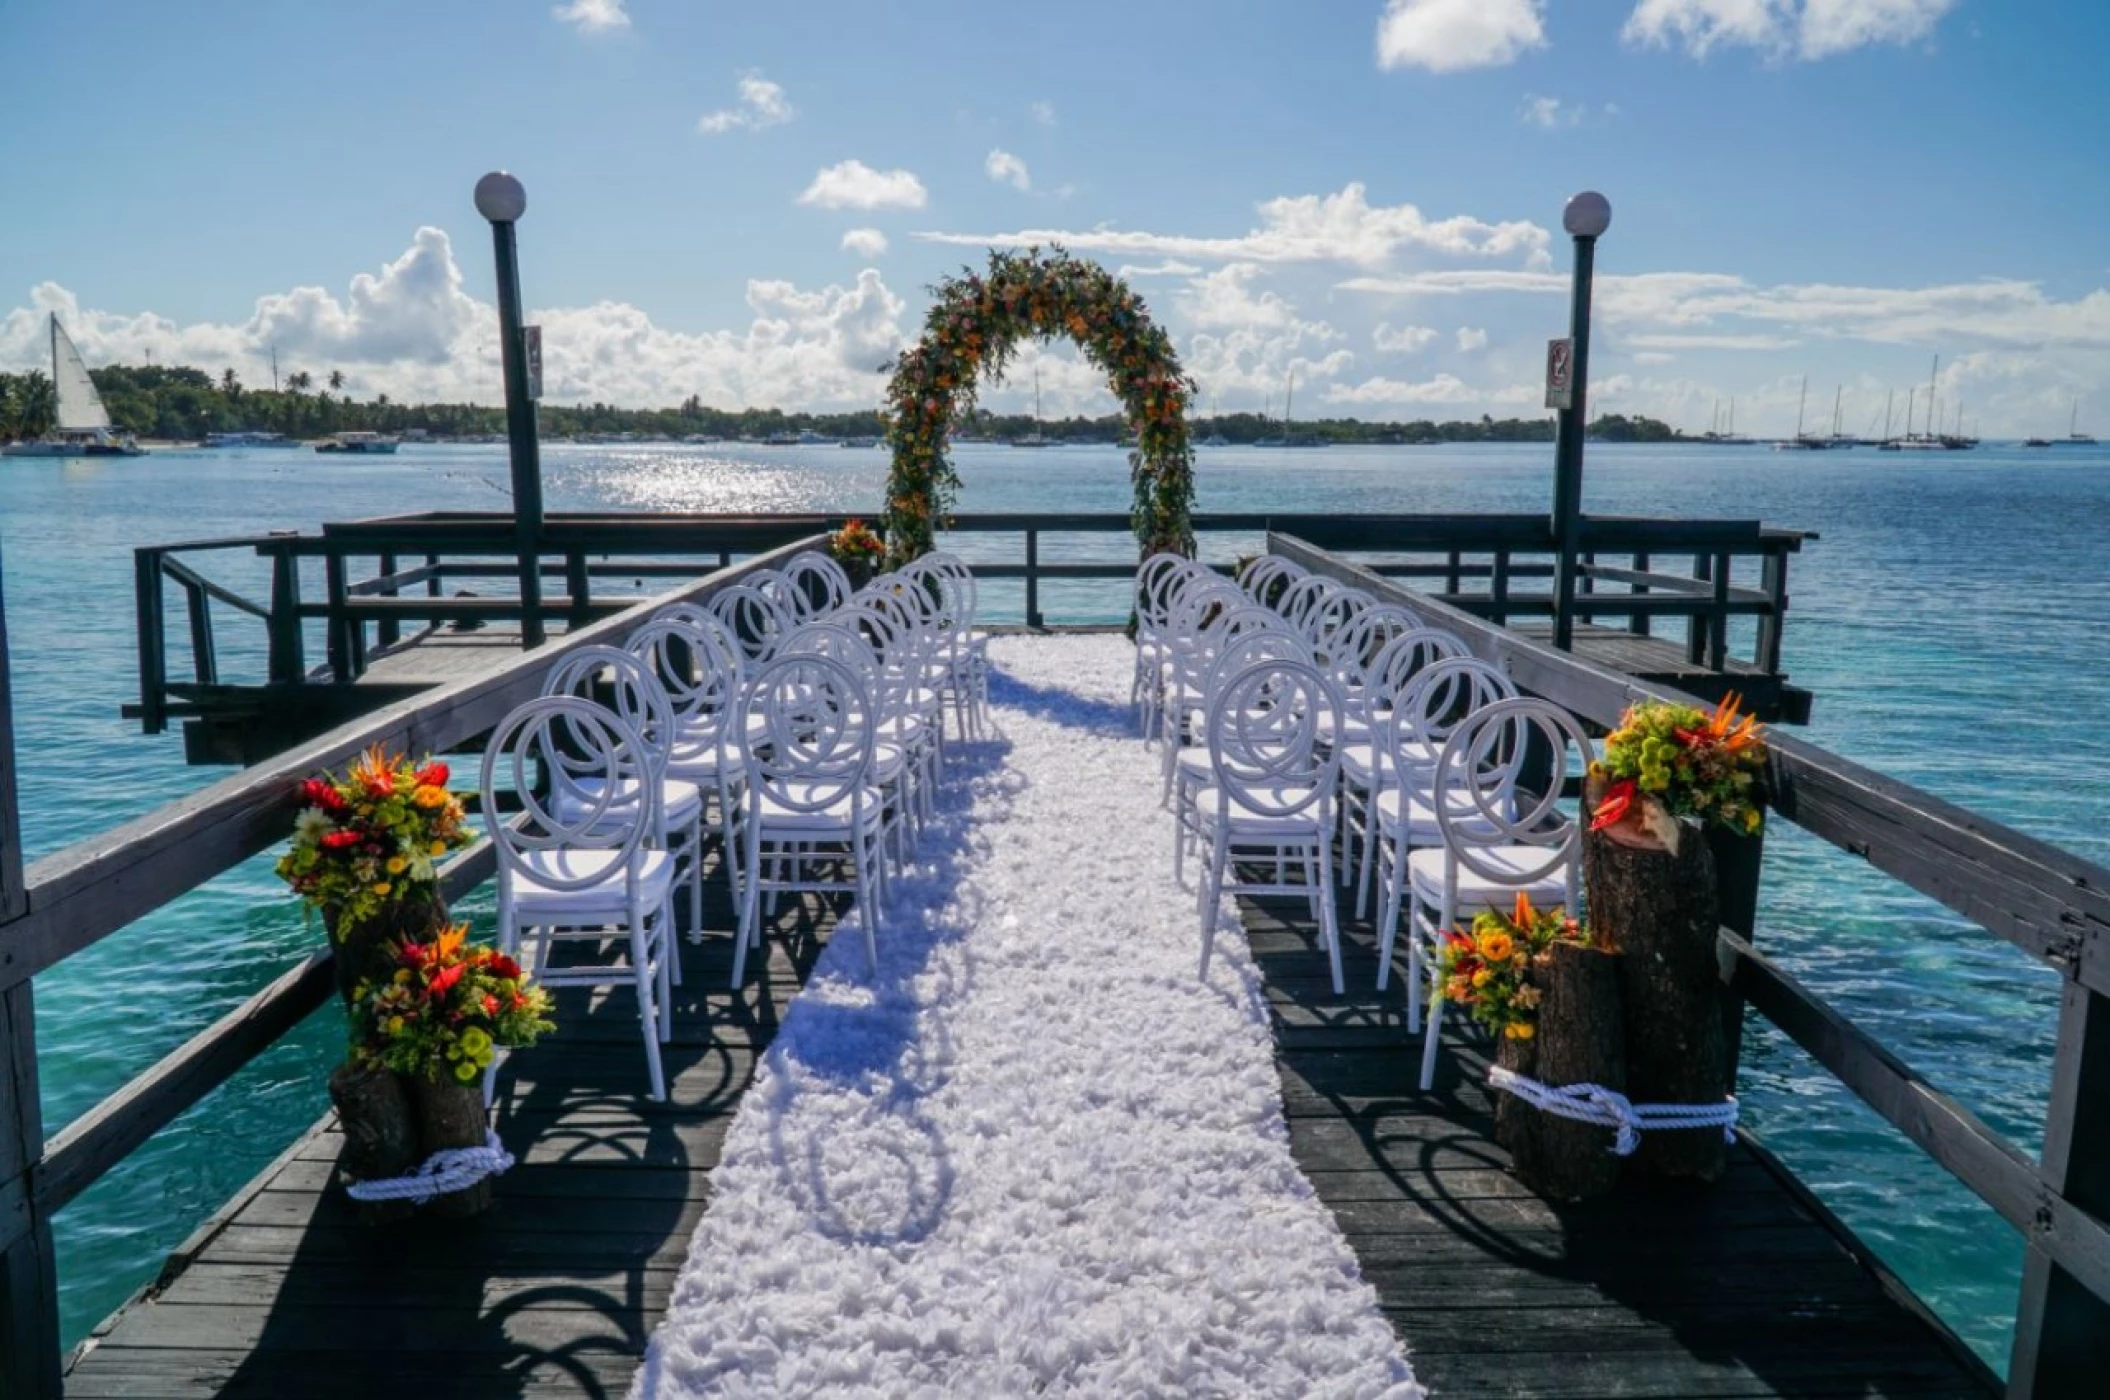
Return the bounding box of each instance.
[1477,929,1515,962]
[372,882,391,897]
[385,1015,405,1034]
[413,785,450,809]
[430,840,449,857]
[1471,969,1492,989]
[393,969,411,985]
[1505,1021,1536,1040]
[386,856,408,875]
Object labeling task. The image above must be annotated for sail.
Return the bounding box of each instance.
[51,315,111,431]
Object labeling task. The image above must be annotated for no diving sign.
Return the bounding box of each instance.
[1545,338,1574,411]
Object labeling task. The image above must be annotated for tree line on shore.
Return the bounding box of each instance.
[0,362,1683,445]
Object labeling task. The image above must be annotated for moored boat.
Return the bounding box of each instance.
[1,314,145,457]
[314,431,401,455]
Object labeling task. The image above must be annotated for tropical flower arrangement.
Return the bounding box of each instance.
[882,246,1197,567]
[1590,693,1769,839]
[828,518,887,568]
[1439,893,1593,1040]
[276,745,473,931]
[348,925,554,1084]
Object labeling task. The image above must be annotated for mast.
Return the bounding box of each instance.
[1795,376,1807,440]
[1832,385,1843,438]
[1728,397,1736,437]
[1884,389,1894,442]
[1284,370,1295,436]
[1906,387,1916,438]
[1926,354,1939,443]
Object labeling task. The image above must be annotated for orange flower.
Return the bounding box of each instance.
[1591,778,1637,832]
[1511,890,1536,929]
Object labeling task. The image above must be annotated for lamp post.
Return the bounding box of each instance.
[475,170,546,648]
[1550,189,1610,651]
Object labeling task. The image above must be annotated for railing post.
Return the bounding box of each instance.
[1709,824,1765,1083]
[266,541,305,686]
[1578,548,1596,626]
[133,548,168,735]
[1628,549,1650,637]
[1757,546,1788,675]
[423,553,440,600]
[1687,553,1710,665]
[1025,529,1042,629]
[1445,549,1461,597]
[183,581,216,686]
[375,551,401,650]
[2008,982,2110,1397]
[1490,550,1511,628]
[1710,550,1731,671]
[565,550,590,631]
[0,540,62,1400]
[324,547,353,683]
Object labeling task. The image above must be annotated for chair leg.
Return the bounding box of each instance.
[1377,831,1409,994]
[854,824,880,975]
[1418,978,1446,1092]
[732,820,762,988]
[1316,838,1344,996]
[656,896,675,1042]
[631,905,667,1102]
[1197,826,1228,979]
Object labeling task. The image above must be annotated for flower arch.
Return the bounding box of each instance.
[881,247,1197,567]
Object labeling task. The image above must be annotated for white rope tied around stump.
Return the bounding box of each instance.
[1487,1065,1738,1158]
[343,1130,514,1204]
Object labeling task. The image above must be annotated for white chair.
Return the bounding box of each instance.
[1194,658,1347,995]
[731,654,887,985]
[1403,697,1591,1090]
[540,644,705,950]
[1169,627,1310,888]
[1237,554,1305,607]
[709,582,793,665]
[626,617,750,913]
[1132,554,1197,735]
[1274,574,1338,633]
[906,553,988,741]
[482,696,675,1101]
[1159,601,1290,803]
[780,622,916,870]
[782,551,853,621]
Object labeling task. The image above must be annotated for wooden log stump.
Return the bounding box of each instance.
[327,1063,418,1226]
[1584,782,1730,1181]
[1492,1032,1537,1157]
[414,1077,496,1218]
[1501,941,1627,1202]
[327,891,449,1008]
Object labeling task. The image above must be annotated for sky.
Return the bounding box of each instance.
[1,0,2106,437]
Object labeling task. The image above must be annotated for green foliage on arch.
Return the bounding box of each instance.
[881,247,1197,567]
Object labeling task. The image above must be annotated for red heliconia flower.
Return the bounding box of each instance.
[319,829,363,851]
[399,941,426,966]
[482,994,499,1017]
[428,963,465,1000]
[1590,779,1638,832]
[414,761,449,788]
[490,954,523,982]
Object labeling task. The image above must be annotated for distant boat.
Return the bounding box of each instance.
[1199,432,1230,447]
[315,431,399,455]
[838,435,880,449]
[2062,399,2096,445]
[1773,376,1832,450]
[1254,370,1326,448]
[204,430,291,448]
[2,314,145,457]
[2023,438,2052,448]
[1014,369,1052,447]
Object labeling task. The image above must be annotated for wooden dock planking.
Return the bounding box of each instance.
[1246,894,1996,1400]
[64,875,829,1400]
[66,863,1989,1398]
[1513,622,1809,722]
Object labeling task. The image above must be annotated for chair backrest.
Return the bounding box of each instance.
[627,617,742,741]
[1301,586,1375,658]
[1237,554,1305,607]
[780,619,883,681]
[709,583,794,664]
[736,654,877,815]
[1275,574,1338,632]
[915,552,979,635]
[1432,696,1593,888]
[1204,658,1343,821]
[1166,577,1244,646]
[782,551,853,620]
[481,696,656,892]
[1367,626,1471,709]
[1152,559,1217,635]
[1136,554,1189,637]
[1328,603,1422,702]
[1386,657,1518,778]
[1203,630,1312,709]
[539,644,676,775]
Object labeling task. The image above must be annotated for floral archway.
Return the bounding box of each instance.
[881,247,1197,567]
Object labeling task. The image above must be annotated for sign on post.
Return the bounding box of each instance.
[523,325,543,401]
[1544,337,1574,411]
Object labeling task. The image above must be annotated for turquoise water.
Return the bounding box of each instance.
[3,439,2104,1372]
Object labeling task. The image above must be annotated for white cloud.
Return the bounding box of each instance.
[841,228,889,259]
[699,73,796,135]
[1374,323,1440,352]
[1520,95,1580,128]
[1625,331,1800,350]
[1632,351,1678,365]
[1177,264,1338,340]
[919,182,1551,269]
[1377,0,1547,72]
[1031,101,1057,127]
[1622,0,1957,61]
[1,228,909,412]
[1116,261,1203,279]
[798,159,928,211]
[1326,373,1539,407]
[985,149,1031,192]
[1456,326,1490,352]
[553,0,628,34]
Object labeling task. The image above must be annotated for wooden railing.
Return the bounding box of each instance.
[131,510,1807,736]
[1272,532,2109,1399]
[0,535,824,1398]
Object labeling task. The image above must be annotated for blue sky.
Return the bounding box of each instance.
[2,0,2104,435]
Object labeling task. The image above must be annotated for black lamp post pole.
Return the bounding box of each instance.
[478,173,545,648]
[1551,191,1609,652]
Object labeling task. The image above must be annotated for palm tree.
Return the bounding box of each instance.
[220,368,242,400]
[327,369,345,393]
[286,371,313,394]
[10,371,56,439]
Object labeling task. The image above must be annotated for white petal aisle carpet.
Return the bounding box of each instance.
[633,635,1420,1398]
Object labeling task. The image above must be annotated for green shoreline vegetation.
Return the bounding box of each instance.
[0,363,1683,446]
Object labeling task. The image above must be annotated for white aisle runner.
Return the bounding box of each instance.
[634,635,1420,1398]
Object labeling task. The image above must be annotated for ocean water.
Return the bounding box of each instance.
[2,438,2104,1373]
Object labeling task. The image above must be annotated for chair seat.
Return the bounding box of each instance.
[554,777,703,827]
[1194,785,1329,836]
[510,847,675,917]
[1340,740,1437,788]
[755,784,888,832]
[1375,788,1509,846]
[1313,711,1374,746]
[667,740,747,783]
[1407,845,1569,913]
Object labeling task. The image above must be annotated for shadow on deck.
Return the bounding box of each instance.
[1244,894,1997,1400]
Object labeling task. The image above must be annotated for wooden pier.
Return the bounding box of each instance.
[2,523,2104,1398]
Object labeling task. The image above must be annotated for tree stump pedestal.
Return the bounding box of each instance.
[1496,941,1627,1202]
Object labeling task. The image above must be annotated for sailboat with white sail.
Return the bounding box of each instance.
[3,315,145,457]
[1013,368,1052,447]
